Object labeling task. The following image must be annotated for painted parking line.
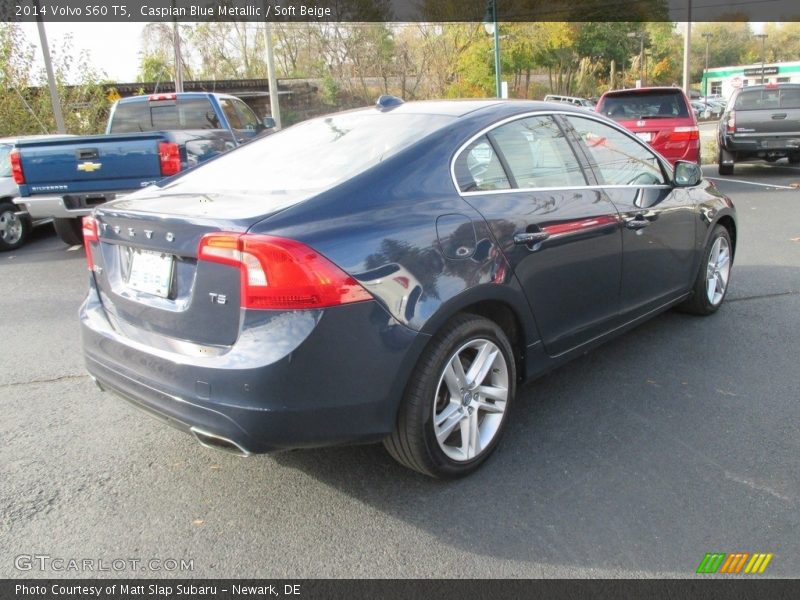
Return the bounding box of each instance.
[66,245,81,252]
[705,176,798,190]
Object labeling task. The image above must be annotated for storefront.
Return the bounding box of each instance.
[701,61,800,99]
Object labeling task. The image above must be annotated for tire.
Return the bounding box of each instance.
[384,314,516,478]
[679,225,733,316]
[718,149,733,175]
[0,201,30,251]
[53,217,83,245]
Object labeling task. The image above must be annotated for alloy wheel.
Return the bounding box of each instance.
[706,236,731,305]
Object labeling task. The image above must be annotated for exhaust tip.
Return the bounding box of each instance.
[190,427,250,457]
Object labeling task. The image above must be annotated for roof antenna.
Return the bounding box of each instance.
[375,95,404,111]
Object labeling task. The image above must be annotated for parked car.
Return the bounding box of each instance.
[596,87,700,164]
[717,83,800,175]
[544,94,595,108]
[0,135,73,251]
[11,92,274,245]
[81,99,736,478]
[691,101,712,120]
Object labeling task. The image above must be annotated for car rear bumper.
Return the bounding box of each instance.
[14,190,136,220]
[654,140,701,165]
[80,281,427,454]
[720,135,800,155]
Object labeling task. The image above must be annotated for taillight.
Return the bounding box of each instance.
[158,142,181,176]
[10,149,24,184]
[726,110,736,134]
[198,233,373,310]
[668,126,700,142]
[149,93,177,101]
[82,216,99,271]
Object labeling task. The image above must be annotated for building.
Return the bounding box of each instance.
[701,61,800,99]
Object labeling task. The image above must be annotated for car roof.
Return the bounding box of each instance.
[339,99,593,120]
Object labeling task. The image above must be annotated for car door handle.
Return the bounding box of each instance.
[771,113,787,120]
[513,231,550,245]
[624,216,650,230]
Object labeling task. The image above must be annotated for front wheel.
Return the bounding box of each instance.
[384,314,516,478]
[0,202,30,251]
[53,218,83,245]
[679,224,733,315]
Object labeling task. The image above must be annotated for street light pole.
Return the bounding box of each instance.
[627,31,646,87]
[755,33,768,84]
[482,0,502,98]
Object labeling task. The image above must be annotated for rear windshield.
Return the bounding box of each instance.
[159,111,454,198]
[110,97,221,133]
[734,88,800,110]
[599,91,690,120]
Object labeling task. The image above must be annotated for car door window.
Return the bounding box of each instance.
[566,116,667,186]
[489,115,587,188]
[453,136,511,192]
[232,98,260,131]
[219,99,243,130]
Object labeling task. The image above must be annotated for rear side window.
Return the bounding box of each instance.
[734,88,800,110]
[0,144,12,178]
[454,136,511,192]
[489,116,586,188]
[600,91,690,120]
[110,97,218,133]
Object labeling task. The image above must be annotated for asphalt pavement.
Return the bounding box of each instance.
[1,165,798,578]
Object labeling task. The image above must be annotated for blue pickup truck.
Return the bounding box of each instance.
[12,92,273,245]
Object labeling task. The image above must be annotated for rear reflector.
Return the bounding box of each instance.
[198,233,373,310]
[158,142,181,176]
[10,149,24,184]
[668,126,700,142]
[82,216,99,271]
[726,110,736,134]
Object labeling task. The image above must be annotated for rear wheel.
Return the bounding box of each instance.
[384,314,515,478]
[0,202,30,251]
[679,225,732,316]
[53,217,83,245]
[718,149,733,175]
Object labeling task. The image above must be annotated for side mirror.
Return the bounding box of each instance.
[262,117,276,130]
[674,160,702,187]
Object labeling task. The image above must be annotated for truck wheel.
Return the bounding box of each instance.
[718,149,733,175]
[0,201,31,251]
[53,218,83,246]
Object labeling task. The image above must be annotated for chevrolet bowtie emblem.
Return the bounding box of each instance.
[77,162,102,172]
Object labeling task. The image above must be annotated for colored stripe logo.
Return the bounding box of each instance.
[697,552,773,574]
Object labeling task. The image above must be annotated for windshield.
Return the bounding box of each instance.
[600,91,690,120]
[159,111,454,198]
[0,144,11,178]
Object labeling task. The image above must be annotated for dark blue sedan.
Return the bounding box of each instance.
[80,99,736,478]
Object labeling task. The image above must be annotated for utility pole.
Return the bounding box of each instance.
[263,21,281,129]
[755,33,768,84]
[35,15,66,134]
[172,0,183,92]
[702,32,713,108]
[627,31,646,87]
[682,1,692,94]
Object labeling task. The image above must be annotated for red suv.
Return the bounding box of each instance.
[596,87,700,164]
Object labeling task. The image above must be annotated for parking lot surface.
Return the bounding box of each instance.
[1,164,798,578]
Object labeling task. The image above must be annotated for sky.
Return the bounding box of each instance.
[19,22,147,83]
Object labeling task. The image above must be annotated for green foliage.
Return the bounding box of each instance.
[0,23,110,137]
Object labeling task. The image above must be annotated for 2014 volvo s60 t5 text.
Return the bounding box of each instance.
[80,98,736,478]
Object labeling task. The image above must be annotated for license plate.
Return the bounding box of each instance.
[127,249,174,298]
[761,140,786,149]
[635,132,653,142]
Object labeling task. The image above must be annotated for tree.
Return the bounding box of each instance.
[1,23,110,137]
